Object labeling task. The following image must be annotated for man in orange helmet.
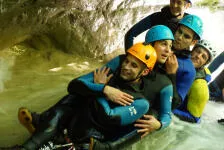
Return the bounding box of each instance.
[11,43,157,150]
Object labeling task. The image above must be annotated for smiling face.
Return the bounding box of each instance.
[120,54,147,82]
[153,40,173,64]
[191,47,210,68]
[173,25,197,50]
[170,0,191,19]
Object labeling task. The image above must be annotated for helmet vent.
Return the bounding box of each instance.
[145,53,150,60]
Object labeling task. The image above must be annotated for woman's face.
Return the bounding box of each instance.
[154,40,173,64]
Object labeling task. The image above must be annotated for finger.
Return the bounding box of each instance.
[94,69,98,77]
[134,123,148,128]
[141,132,149,139]
[118,98,131,106]
[135,119,149,124]
[137,128,148,133]
[115,100,126,106]
[100,67,106,74]
[122,93,134,100]
[105,67,111,75]
[143,115,153,120]
[107,74,113,81]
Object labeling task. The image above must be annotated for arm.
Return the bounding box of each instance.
[134,84,173,138]
[67,55,122,96]
[165,54,181,109]
[158,84,173,129]
[168,74,181,109]
[176,59,196,102]
[124,15,152,51]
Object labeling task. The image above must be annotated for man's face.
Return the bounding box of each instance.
[120,54,146,82]
[170,0,190,18]
[173,25,195,50]
[191,47,210,68]
[154,40,173,64]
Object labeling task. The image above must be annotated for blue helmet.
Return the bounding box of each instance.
[179,14,203,39]
[145,25,174,44]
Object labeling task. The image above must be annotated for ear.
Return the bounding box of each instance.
[142,68,151,76]
[185,2,191,9]
[191,39,198,47]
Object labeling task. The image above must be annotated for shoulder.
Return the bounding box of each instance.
[144,71,172,88]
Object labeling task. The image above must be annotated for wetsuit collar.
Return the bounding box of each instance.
[172,48,191,58]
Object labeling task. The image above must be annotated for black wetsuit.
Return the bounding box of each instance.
[125,6,189,50]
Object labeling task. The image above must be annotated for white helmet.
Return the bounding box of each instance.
[194,40,217,63]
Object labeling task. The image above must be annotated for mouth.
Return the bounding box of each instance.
[120,69,130,76]
[161,54,168,59]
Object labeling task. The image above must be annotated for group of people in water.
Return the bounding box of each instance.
[2,0,224,149]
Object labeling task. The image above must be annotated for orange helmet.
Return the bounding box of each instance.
[127,43,157,71]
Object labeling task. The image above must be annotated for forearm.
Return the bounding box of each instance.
[124,15,152,51]
[158,85,173,129]
[67,78,105,96]
[167,74,181,109]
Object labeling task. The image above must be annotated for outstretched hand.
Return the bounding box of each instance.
[94,67,113,84]
[134,115,161,138]
[103,85,134,106]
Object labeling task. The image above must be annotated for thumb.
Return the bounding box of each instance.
[107,74,113,81]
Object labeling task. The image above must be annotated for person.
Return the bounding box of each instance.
[91,14,203,149]
[12,25,174,150]
[91,25,175,149]
[166,14,204,109]
[8,43,157,150]
[125,0,192,50]
[79,43,158,126]
[173,40,217,123]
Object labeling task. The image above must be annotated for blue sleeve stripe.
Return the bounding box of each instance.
[159,84,173,129]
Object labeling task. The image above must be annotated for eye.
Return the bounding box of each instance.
[131,63,138,68]
[184,34,191,39]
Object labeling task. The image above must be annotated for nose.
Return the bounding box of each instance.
[173,2,178,7]
[123,62,131,69]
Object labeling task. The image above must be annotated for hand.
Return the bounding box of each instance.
[165,54,178,74]
[134,115,161,138]
[103,85,134,106]
[94,67,113,84]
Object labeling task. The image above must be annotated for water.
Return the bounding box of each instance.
[0,2,224,150]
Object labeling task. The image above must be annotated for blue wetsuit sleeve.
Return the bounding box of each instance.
[176,59,196,102]
[67,56,121,96]
[167,74,181,109]
[124,15,152,51]
[158,84,173,129]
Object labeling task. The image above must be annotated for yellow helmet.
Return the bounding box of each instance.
[127,43,157,71]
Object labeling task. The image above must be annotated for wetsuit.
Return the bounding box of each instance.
[172,49,196,110]
[90,55,173,149]
[21,55,150,149]
[68,55,150,126]
[125,5,189,50]
[173,68,210,123]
